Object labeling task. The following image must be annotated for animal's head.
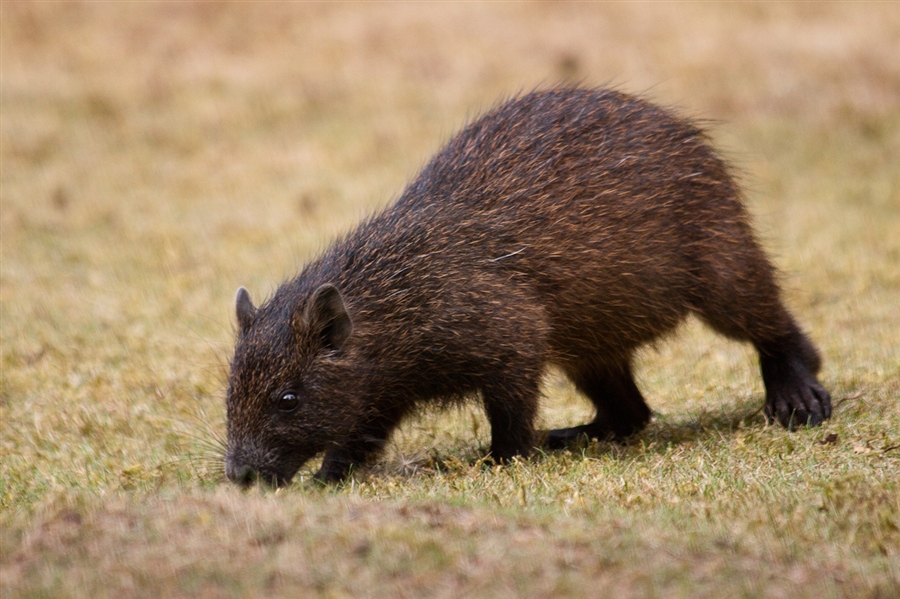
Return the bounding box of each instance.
[224,284,359,487]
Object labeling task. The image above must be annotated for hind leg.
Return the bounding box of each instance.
[693,243,831,429]
[544,361,651,449]
[757,328,831,429]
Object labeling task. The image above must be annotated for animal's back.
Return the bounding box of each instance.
[389,88,756,360]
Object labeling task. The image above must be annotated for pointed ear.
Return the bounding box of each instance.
[301,284,352,351]
[235,287,257,335]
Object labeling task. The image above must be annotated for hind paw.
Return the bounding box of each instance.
[764,369,832,430]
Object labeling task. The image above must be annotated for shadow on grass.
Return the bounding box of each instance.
[640,395,767,446]
[362,395,776,483]
[537,395,769,464]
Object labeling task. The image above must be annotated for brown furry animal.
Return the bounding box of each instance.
[224,87,831,486]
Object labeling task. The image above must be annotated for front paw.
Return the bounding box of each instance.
[488,442,532,464]
[313,459,352,484]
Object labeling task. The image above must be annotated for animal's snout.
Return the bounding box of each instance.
[225,454,255,487]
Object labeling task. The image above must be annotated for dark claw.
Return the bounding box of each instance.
[539,422,628,450]
[541,424,597,450]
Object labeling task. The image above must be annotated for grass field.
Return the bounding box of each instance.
[2,3,898,598]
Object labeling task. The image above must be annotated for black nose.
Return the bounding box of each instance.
[225,456,255,487]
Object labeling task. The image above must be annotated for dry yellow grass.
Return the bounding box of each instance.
[2,3,899,598]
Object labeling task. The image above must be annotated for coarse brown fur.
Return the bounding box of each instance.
[224,87,831,486]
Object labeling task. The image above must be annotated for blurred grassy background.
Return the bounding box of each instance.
[1,3,898,598]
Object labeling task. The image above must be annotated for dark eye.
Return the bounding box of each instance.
[277,392,300,413]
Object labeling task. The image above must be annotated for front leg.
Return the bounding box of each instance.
[482,370,542,462]
[314,445,361,484]
[314,403,408,483]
